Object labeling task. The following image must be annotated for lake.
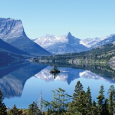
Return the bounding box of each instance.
[0,62,115,109]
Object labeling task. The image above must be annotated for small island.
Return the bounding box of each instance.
[50,66,60,74]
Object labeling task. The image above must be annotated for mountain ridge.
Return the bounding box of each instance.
[33,32,115,54]
[34,32,88,54]
[0,18,51,56]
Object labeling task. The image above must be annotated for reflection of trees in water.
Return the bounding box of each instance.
[48,62,115,80]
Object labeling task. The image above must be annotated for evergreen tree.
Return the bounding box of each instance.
[73,81,83,100]
[103,99,109,115]
[10,104,22,115]
[91,100,97,115]
[85,86,92,114]
[97,85,105,115]
[0,90,7,115]
[28,102,42,115]
[76,90,87,115]
[69,81,87,114]
[108,85,115,115]
[43,100,51,115]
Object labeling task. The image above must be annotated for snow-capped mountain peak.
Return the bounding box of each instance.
[81,34,115,48]
[34,32,87,54]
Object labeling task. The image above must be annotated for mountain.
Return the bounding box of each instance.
[0,39,28,55]
[81,34,115,49]
[35,41,115,67]
[0,38,29,66]
[0,49,26,66]
[33,32,115,54]
[33,32,88,54]
[0,18,51,56]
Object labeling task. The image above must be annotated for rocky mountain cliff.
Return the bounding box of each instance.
[0,18,51,56]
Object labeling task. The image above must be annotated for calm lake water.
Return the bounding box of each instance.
[0,62,115,109]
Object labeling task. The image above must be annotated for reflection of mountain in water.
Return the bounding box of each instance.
[35,66,83,84]
[79,70,115,83]
[0,62,47,98]
[35,66,115,84]
[1,62,115,98]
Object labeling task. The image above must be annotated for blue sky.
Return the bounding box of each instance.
[0,0,115,39]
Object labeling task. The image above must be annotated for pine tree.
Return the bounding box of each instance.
[0,90,7,115]
[91,100,97,115]
[10,104,22,115]
[70,81,86,114]
[76,90,87,115]
[108,85,115,115]
[97,85,105,115]
[86,86,92,114]
[103,99,109,115]
[73,81,83,100]
[43,100,51,115]
[28,102,42,115]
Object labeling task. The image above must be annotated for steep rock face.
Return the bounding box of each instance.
[34,32,88,54]
[0,18,51,56]
[0,18,24,41]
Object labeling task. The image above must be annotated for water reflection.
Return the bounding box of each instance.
[0,63,115,108]
[0,62,47,98]
[35,66,115,84]
[35,66,83,84]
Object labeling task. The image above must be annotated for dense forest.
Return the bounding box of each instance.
[33,42,115,65]
[1,81,115,115]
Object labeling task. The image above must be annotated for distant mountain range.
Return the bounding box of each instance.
[33,32,87,54]
[0,18,50,56]
[81,34,115,49]
[1,17,115,57]
[34,33,115,54]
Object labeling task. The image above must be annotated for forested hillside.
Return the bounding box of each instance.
[34,42,115,64]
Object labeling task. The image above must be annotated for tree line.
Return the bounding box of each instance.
[0,81,115,115]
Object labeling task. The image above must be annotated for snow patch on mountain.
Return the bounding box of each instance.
[81,34,115,48]
[34,32,88,54]
[34,34,67,49]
